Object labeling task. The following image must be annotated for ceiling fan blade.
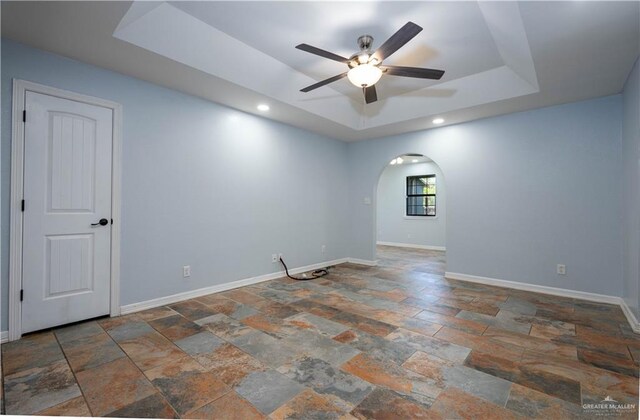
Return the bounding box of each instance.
[300,72,348,92]
[382,65,445,80]
[372,22,423,63]
[296,44,350,63]
[364,85,377,104]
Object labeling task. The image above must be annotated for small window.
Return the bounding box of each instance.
[406,175,436,216]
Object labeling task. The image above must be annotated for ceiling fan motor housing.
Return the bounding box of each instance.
[357,35,374,51]
[350,35,376,68]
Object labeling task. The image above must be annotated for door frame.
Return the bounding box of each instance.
[9,79,123,341]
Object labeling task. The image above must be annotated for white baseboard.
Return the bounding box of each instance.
[620,300,640,334]
[445,271,640,333]
[377,241,446,251]
[1,331,8,343]
[347,258,378,267]
[444,272,621,304]
[121,257,365,315]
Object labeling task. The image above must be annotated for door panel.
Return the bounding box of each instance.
[45,234,94,298]
[22,91,113,333]
[48,112,96,213]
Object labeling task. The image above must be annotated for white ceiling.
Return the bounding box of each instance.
[2,1,638,141]
[170,1,506,101]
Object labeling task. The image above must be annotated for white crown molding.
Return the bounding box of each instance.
[445,271,640,333]
[377,241,446,251]
[121,257,358,315]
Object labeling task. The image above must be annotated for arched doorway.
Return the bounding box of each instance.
[374,153,447,268]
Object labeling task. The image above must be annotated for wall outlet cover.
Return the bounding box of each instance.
[557,264,566,275]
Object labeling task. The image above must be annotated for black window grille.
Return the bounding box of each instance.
[406,175,436,216]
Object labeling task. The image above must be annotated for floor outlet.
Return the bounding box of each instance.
[183,265,191,278]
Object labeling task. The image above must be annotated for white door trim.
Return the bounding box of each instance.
[9,79,123,341]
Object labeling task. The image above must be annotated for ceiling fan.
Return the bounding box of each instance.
[296,22,445,104]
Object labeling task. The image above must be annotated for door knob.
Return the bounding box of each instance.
[91,218,109,227]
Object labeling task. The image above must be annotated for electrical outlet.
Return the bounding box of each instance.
[407,233,413,239]
[321,245,326,254]
[557,264,566,275]
[271,254,278,263]
[183,265,191,278]
[278,253,284,261]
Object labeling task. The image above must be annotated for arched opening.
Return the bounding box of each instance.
[374,153,447,271]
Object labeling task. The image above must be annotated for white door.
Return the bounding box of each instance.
[22,91,113,333]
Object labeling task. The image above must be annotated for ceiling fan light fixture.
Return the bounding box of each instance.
[357,53,370,64]
[297,22,444,104]
[347,64,382,88]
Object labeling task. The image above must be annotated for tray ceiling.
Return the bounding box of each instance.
[2,1,638,141]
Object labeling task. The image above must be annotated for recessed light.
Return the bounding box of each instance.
[432,118,444,124]
[257,104,270,112]
[390,159,397,165]
[412,159,418,163]
[396,157,404,164]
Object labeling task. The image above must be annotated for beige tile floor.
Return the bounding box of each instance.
[2,246,639,418]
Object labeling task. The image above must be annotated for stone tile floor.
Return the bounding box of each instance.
[2,246,639,418]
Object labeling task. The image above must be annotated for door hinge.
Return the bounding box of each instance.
[22,110,26,123]
[20,289,24,302]
[21,199,25,212]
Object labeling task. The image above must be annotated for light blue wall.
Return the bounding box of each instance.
[1,39,631,332]
[376,161,446,248]
[1,39,350,330]
[348,95,623,297]
[622,57,640,319]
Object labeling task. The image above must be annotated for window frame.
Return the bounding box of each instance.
[406,174,436,217]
